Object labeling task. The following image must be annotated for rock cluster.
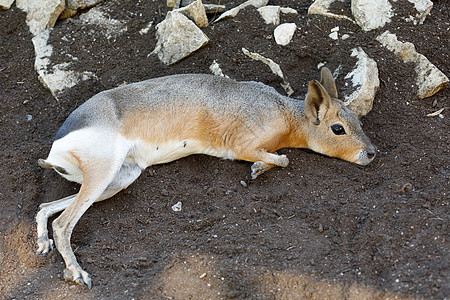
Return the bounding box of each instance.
[308,0,447,108]
[3,0,447,116]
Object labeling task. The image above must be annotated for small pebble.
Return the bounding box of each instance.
[240,180,247,187]
[171,201,182,212]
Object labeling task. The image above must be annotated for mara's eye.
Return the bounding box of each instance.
[331,124,346,135]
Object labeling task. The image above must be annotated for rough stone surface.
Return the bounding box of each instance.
[405,0,433,25]
[16,0,65,35]
[32,29,97,98]
[203,4,226,14]
[214,0,269,23]
[344,47,379,117]
[274,23,296,46]
[0,0,14,10]
[280,7,298,15]
[377,31,448,99]
[59,0,102,19]
[257,6,280,25]
[152,11,209,65]
[351,0,393,32]
[209,60,229,78]
[308,0,354,23]
[175,0,208,28]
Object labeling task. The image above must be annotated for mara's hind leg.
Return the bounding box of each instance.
[36,194,77,255]
[37,161,142,288]
[36,163,142,256]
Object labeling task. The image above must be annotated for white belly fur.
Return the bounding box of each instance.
[128,139,235,168]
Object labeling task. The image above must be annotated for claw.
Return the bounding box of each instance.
[36,237,54,255]
[86,277,92,289]
[251,161,267,179]
[64,265,92,289]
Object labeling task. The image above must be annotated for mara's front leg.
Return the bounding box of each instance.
[236,149,289,179]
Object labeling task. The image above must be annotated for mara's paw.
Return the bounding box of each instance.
[36,237,54,255]
[64,264,92,289]
[251,161,270,179]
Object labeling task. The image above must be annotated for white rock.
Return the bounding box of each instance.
[274,23,296,46]
[280,7,298,15]
[377,31,449,99]
[214,0,269,23]
[308,0,355,23]
[203,4,226,13]
[60,0,102,19]
[139,22,153,35]
[351,0,393,31]
[209,60,229,78]
[152,11,209,65]
[341,34,350,40]
[329,31,338,40]
[171,201,182,212]
[257,5,280,25]
[405,0,433,25]
[242,48,293,96]
[344,47,379,117]
[175,0,208,28]
[32,29,97,99]
[0,0,14,10]
[16,0,65,36]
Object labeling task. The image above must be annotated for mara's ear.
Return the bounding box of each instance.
[320,67,338,99]
[305,80,331,125]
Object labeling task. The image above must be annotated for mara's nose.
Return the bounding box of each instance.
[367,149,376,160]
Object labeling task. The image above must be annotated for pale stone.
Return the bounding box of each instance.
[59,0,102,19]
[351,0,393,31]
[175,0,208,28]
[308,0,355,23]
[329,31,338,40]
[139,22,153,35]
[274,23,296,46]
[214,0,269,23]
[203,4,226,13]
[242,48,293,96]
[152,11,209,65]
[344,47,379,117]
[377,31,449,99]
[257,6,280,25]
[0,0,14,10]
[32,29,97,99]
[209,60,229,78]
[16,0,65,36]
[405,0,433,25]
[280,7,298,14]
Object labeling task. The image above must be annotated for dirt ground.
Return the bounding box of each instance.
[0,0,448,299]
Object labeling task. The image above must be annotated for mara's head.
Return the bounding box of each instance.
[303,68,376,165]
